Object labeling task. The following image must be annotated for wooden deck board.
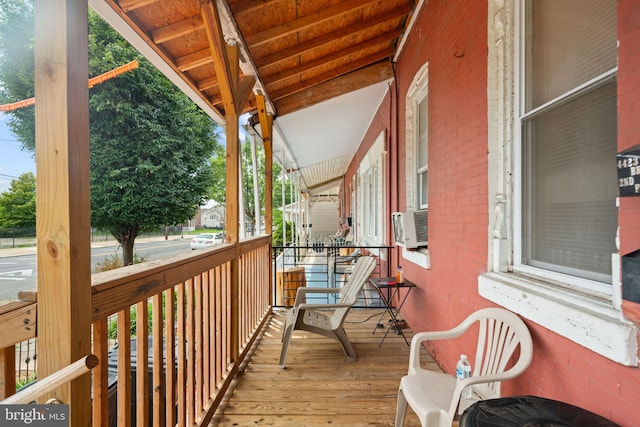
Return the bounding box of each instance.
[210,308,440,426]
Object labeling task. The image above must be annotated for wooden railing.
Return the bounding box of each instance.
[2,355,98,404]
[0,235,272,426]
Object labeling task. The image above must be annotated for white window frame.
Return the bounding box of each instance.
[406,63,429,212]
[480,0,637,366]
[404,63,431,268]
[357,131,386,246]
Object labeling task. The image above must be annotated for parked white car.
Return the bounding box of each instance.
[190,233,216,250]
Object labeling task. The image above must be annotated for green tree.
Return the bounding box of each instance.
[87,13,218,264]
[0,172,36,229]
[271,209,297,249]
[208,142,227,204]
[241,135,265,234]
[0,0,35,148]
[0,4,220,265]
[208,136,296,239]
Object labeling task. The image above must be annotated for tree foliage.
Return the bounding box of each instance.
[87,13,219,264]
[0,172,36,229]
[0,0,35,149]
[271,209,297,248]
[208,142,227,205]
[0,3,220,265]
[208,133,296,238]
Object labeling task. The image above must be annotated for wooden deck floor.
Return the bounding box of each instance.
[210,308,443,426]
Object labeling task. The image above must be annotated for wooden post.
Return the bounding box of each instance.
[256,95,273,235]
[0,347,16,399]
[201,0,256,364]
[225,113,241,361]
[257,95,274,306]
[34,0,92,423]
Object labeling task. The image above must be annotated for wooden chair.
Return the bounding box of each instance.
[278,255,377,368]
[395,307,533,427]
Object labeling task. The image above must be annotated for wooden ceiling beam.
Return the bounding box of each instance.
[244,0,378,48]
[197,76,219,91]
[254,3,413,69]
[268,48,394,101]
[262,28,402,86]
[151,15,204,45]
[118,0,159,13]
[200,0,256,115]
[236,76,256,113]
[273,61,393,116]
[175,48,212,72]
[201,0,238,114]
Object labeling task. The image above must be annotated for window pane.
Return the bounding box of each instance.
[418,97,428,168]
[419,171,428,209]
[525,0,617,111]
[523,82,617,280]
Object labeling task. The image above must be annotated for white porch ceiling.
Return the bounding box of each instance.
[271,80,390,196]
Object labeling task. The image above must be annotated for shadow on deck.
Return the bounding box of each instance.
[211,308,442,426]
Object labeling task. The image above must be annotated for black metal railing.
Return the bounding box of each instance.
[273,244,392,307]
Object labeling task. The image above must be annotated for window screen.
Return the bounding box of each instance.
[522,0,617,283]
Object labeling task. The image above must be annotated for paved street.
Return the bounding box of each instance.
[0,236,194,304]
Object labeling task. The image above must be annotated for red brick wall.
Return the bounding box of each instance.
[619,0,640,305]
[346,0,640,425]
[615,2,640,424]
[392,0,490,353]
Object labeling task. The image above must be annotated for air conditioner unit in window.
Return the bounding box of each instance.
[392,210,428,249]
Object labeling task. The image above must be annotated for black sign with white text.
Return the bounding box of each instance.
[617,146,640,197]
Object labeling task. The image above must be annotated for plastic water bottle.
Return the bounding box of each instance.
[456,354,472,399]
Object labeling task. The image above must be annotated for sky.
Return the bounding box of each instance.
[0,113,36,194]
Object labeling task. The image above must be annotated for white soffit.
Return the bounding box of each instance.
[274,80,391,170]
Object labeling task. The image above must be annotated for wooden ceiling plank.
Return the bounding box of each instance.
[269,48,395,101]
[244,0,379,48]
[197,76,219,91]
[175,48,212,72]
[201,0,238,114]
[100,0,225,120]
[230,0,279,18]
[118,0,159,13]
[151,15,204,45]
[273,62,394,116]
[254,3,413,69]
[262,28,403,86]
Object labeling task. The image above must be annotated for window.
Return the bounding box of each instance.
[481,0,636,366]
[417,96,428,209]
[364,165,378,238]
[518,0,618,288]
[406,63,429,212]
[403,63,431,268]
[357,131,385,244]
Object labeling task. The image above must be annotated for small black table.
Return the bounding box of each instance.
[369,277,416,346]
[460,395,620,426]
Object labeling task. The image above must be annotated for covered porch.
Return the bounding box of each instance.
[1,0,638,426]
[211,308,429,426]
[1,0,422,424]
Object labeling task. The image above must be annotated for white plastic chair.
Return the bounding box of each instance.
[395,307,533,427]
[279,255,377,368]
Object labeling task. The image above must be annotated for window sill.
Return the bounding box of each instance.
[401,246,430,269]
[479,272,638,366]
